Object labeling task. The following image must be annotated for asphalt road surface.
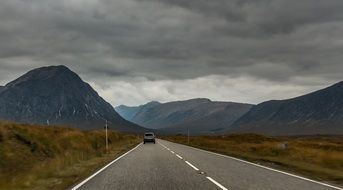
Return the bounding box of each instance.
[72,139,342,190]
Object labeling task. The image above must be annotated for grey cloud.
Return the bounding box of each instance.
[147,0,343,37]
[0,0,342,105]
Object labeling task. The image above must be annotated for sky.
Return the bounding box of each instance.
[0,0,343,106]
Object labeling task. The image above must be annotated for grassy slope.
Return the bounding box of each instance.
[162,134,343,185]
[0,121,142,190]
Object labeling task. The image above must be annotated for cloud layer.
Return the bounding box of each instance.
[0,0,343,106]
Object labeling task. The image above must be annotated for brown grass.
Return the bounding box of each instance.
[162,134,343,185]
[0,121,142,190]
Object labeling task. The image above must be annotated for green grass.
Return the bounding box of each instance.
[0,121,142,190]
[162,134,343,185]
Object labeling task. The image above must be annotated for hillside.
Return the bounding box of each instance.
[116,98,253,134]
[229,81,343,135]
[0,65,147,132]
[115,101,161,121]
[0,121,141,189]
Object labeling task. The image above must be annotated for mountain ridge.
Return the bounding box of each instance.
[229,81,343,135]
[115,101,161,121]
[116,98,253,134]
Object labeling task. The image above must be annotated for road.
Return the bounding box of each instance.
[72,139,342,190]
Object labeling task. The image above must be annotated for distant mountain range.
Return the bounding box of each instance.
[117,81,343,135]
[228,81,343,135]
[1,65,342,135]
[115,99,253,135]
[0,65,147,133]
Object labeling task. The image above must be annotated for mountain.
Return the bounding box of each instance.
[229,81,343,135]
[0,65,147,132]
[115,101,161,121]
[116,98,253,134]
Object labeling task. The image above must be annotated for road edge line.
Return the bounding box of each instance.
[70,143,142,190]
[161,140,343,190]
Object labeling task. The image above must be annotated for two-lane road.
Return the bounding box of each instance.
[72,139,342,190]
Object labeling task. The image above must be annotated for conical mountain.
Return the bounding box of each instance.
[0,65,146,132]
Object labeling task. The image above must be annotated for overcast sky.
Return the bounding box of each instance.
[1,0,343,106]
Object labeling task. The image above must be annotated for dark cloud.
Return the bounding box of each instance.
[0,0,342,105]
[149,0,343,36]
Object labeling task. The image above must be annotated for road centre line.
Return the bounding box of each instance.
[206,177,229,190]
[185,161,199,171]
[176,154,183,159]
[158,141,230,190]
[161,140,343,190]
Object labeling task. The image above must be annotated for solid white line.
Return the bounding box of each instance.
[185,161,199,171]
[206,177,228,190]
[170,151,175,154]
[161,140,343,190]
[71,143,142,190]
[176,154,183,159]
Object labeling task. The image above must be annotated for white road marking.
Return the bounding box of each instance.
[206,177,228,190]
[161,140,343,190]
[159,140,230,190]
[158,142,168,149]
[170,151,175,154]
[71,143,142,190]
[185,161,199,171]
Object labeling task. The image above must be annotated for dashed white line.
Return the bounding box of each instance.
[163,140,343,190]
[206,177,228,190]
[158,142,168,149]
[185,161,199,171]
[157,141,167,148]
[159,141,230,190]
[176,154,183,159]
